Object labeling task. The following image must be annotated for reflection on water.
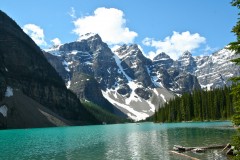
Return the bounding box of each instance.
[103,123,171,159]
[0,121,235,160]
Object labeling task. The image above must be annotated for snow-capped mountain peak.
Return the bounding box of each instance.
[43,34,240,120]
[177,50,196,73]
[195,47,239,90]
[153,52,172,61]
[79,32,99,41]
[113,44,141,59]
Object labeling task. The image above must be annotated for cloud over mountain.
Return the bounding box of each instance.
[23,24,47,46]
[72,7,138,45]
[51,38,61,46]
[143,31,206,60]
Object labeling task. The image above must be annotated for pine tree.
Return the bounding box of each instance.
[229,0,240,158]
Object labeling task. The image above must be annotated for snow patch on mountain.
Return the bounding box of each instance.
[146,100,156,112]
[102,90,149,121]
[160,94,167,103]
[5,86,13,97]
[66,80,71,89]
[195,47,239,88]
[79,33,97,41]
[147,66,162,87]
[62,60,70,72]
[113,55,132,81]
[0,105,8,117]
[153,88,159,96]
[44,45,62,56]
[125,81,140,104]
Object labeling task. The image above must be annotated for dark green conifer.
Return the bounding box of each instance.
[229,0,240,158]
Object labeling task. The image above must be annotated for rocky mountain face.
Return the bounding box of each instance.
[195,48,240,89]
[177,51,197,73]
[0,10,100,129]
[45,33,240,120]
[44,34,203,120]
[151,48,239,92]
[149,51,201,94]
[69,72,127,117]
[45,34,128,118]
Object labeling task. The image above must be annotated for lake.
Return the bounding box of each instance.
[0,121,235,160]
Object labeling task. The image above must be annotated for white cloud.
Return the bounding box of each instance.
[146,51,157,60]
[142,31,206,60]
[68,7,76,19]
[23,24,47,46]
[51,38,61,46]
[73,7,138,45]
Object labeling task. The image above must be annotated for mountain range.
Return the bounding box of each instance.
[44,33,240,121]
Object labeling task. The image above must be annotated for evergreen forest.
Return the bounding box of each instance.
[149,86,234,123]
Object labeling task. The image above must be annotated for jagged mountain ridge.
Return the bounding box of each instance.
[44,34,205,121]
[154,49,240,91]
[195,48,240,89]
[44,33,240,121]
[44,35,128,118]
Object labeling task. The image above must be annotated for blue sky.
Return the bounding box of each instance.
[1,0,238,59]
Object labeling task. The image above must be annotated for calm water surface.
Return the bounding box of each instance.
[0,121,235,160]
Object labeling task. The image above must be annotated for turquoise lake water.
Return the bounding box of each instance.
[0,121,235,160]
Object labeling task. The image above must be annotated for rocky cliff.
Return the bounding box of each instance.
[0,10,99,129]
[195,48,240,89]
